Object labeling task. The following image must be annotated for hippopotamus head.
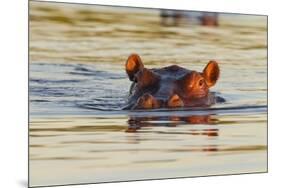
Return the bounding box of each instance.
[124,54,220,110]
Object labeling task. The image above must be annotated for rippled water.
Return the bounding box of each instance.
[29,1,267,187]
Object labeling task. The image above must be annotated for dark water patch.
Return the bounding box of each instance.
[30,62,78,70]
[29,134,64,137]
[60,140,136,145]
[221,23,267,31]
[76,101,124,111]
[80,17,112,23]
[30,78,83,84]
[30,88,68,97]
[66,65,125,79]
[29,47,57,53]
[115,28,179,36]
[30,86,88,98]
[68,71,96,76]
[237,88,267,92]
[30,125,126,133]
[89,148,157,153]
[30,15,76,25]
[74,66,94,72]
[85,145,266,154]
[35,6,60,13]
[31,156,105,161]
[164,145,267,154]
[208,145,267,156]
[30,99,50,103]
[62,30,98,38]
[235,44,267,50]
[30,144,46,148]
[76,104,120,111]
[31,119,74,123]
[76,9,94,16]
[133,159,178,164]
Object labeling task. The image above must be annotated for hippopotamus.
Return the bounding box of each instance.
[160,10,219,26]
[124,54,223,110]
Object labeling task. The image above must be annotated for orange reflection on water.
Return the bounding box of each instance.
[126,114,218,137]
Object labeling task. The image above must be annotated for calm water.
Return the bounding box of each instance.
[29,1,267,187]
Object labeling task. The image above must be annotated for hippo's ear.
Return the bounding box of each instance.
[125,54,144,81]
[202,60,220,87]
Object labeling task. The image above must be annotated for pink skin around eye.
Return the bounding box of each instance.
[186,76,209,98]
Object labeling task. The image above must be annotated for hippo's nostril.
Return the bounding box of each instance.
[135,93,160,109]
[143,93,152,101]
[168,94,184,108]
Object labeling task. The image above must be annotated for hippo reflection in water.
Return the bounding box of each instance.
[126,115,219,137]
[124,54,224,110]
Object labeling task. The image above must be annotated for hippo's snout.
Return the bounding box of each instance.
[133,93,185,109]
[134,93,161,109]
[167,94,184,108]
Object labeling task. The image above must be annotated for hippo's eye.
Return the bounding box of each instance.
[198,79,204,87]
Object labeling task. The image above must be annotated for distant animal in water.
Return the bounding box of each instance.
[123,54,223,110]
[160,10,219,26]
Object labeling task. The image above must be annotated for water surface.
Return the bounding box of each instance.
[29,1,267,187]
